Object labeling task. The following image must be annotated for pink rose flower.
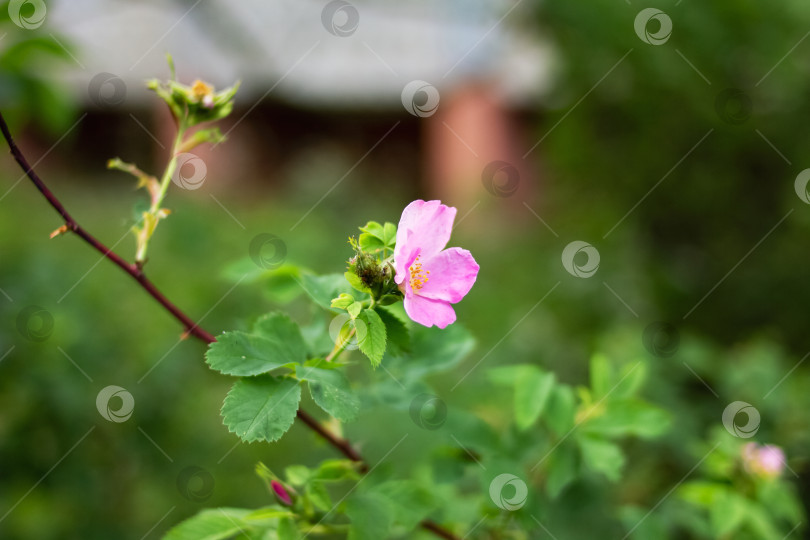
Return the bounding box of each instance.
[394,200,479,328]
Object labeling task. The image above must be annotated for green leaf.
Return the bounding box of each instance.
[546,445,578,498]
[382,222,397,246]
[311,459,361,482]
[359,233,385,252]
[546,384,576,436]
[347,302,363,319]
[375,307,410,355]
[677,481,728,507]
[306,481,332,512]
[372,480,436,530]
[330,293,355,310]
[296,365,360,422]
[205,314,305,377]
[758,481,804,523]
[346,493,393,540]
[583,399,671,439]
[515,366,556,430]
[745,505,783,540]
[301,273,353,309]
[578,435,624,481]
[163,508,252,540]
[221,376,302,443]
[253,312,307,354]
[206,332,296,377]
[344,271,371,294]
[710,490,748,537]
[402,324,475,380]
[590,354,613,398]
[357,308,387,367]
[284,465,311,486]
[359,221,385,239]
[277,517,301,540]
[243,507,294,522]
[612,361,647,399]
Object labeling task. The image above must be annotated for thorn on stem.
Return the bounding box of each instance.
[49,224,70,238]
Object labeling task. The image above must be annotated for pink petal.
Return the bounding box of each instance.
[418,248,479,303]
[394,200,457,282]
[395,247,421,286]
[271,480,292,505]
[404,292,457,328]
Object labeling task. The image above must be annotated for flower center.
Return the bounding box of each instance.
[409,255,430,291]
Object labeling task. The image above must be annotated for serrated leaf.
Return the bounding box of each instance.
[296,365,360,422]
[375,307,410,355]
[206,332,298,377]
[163,508,253,540]
[205,314,305,377]
[254,312,306,351]
[346,493,393,540]
[221,376,302,443]
[358,308,386,367]
[514,366,556,430]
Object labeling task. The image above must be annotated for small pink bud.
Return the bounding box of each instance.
[271,480,292,505]
[202,94,215,109]
[742,442,786,479]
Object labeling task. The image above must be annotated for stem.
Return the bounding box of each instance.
[0,111,461,540]
[295,410,367,472]
[136,121,186,263]
[325,327,355,362]
[153,123,185,213]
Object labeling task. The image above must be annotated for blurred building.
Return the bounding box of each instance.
[48,0,551,205]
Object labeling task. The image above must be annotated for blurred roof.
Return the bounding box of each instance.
[50,0,551,109]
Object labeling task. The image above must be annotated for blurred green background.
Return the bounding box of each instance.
[1,0,809,538]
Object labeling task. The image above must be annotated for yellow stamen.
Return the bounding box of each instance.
[191,80,214,100]
[409,255,430,291]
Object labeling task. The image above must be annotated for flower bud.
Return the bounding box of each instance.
[347,241,398,300]
[271,479,292,506]
[742,442,785,479]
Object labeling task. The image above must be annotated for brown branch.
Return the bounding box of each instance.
[0,114,216,344]
[0,111,461,540]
